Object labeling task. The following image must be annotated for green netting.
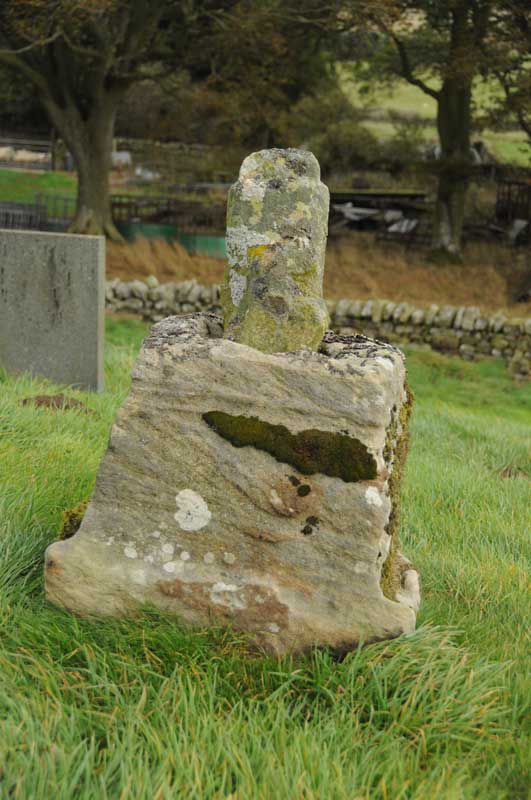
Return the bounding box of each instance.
[116,222,226,258]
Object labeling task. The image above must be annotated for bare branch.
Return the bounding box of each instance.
[0,50,49,94]
[0,30,61,55]
[389,32,440,99]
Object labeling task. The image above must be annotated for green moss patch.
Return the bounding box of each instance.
[203,411,377,483]
[59,500,89,540]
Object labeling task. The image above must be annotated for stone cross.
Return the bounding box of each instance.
[0,230,105,391]
[44,150,420,656]
[222,148,330,352]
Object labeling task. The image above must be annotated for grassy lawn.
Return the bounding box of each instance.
[0,168,77,205]
[0,318,530,799]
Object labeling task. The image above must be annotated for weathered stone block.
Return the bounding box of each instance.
[0,229,104,391]
[434,305,457,328]
[222,149,330,352]
[410,309,425,325]
[371,300,385,323]
[45,314,419,655]
[361,300,374,319]
[425,304,439,325]
[431,329,460,351]
[382,301,396,321]
[490,313,507,333]
[461,307,480,331]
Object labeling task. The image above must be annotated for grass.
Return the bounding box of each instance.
[0,168,77,205]
[0,318,530,799]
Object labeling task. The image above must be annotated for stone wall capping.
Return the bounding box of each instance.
[382,301,396,321]
[425,304,439,325]
[461,307,480,331]
[434,305,457,328]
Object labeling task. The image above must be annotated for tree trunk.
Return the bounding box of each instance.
[431,4,474,260]
[432,80,471,259]
[432,159,468,259]
[43,93,124,242]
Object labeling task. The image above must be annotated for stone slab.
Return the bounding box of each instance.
[45,314,420,655]
[0,229,105,391]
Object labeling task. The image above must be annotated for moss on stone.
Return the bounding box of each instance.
[203,411,377,483]
[228,301,327,354]
[380,383,414,600]
[59,500,89,540]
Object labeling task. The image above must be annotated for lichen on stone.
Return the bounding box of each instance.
[222,148,330,353]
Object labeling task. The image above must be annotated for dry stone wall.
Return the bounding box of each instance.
[105,277,531,378]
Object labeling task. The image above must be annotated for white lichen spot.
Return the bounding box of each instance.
[210,582,246,610]
[124,546,138,559]
[378,532,391,561]
[374,356,394,372]
[293,234,310,250]
[106,536,115,546]
[144,554,155,564]
[241,178,266,202]
[151,530,161,539]
[180,551,191,561]
[131,569,146,585]
[223,552,236,565]
[255,594,265,604]
[212,582,238,593]
[268,623,280,634]
[228,270,247,306]
[269,489,284,511]
[162,561,183,574]
[161,542,174,556]
[365,487,383,508]
[203,552,215,565]
[174,490,211,531]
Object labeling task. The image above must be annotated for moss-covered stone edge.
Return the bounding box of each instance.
[380,381,414,600]
[59,500,89,540]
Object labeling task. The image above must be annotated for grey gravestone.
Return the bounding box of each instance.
[0,230,105,391]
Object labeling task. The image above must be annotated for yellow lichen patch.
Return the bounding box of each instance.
[247,244,270,259]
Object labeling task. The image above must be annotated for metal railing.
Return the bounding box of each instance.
[0,201,47,230]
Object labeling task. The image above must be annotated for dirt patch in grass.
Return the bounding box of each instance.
[106,234,531,316]
[21,394,94,415]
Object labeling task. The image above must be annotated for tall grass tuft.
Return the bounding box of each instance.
[0,319,529,798]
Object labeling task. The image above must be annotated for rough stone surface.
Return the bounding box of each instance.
[221,149,330,352]
[0,229,105,391]
[45,314,419,655]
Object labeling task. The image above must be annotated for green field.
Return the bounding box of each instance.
[0,318,530,799]
[341,69,531,167]
[0,168,76,204]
